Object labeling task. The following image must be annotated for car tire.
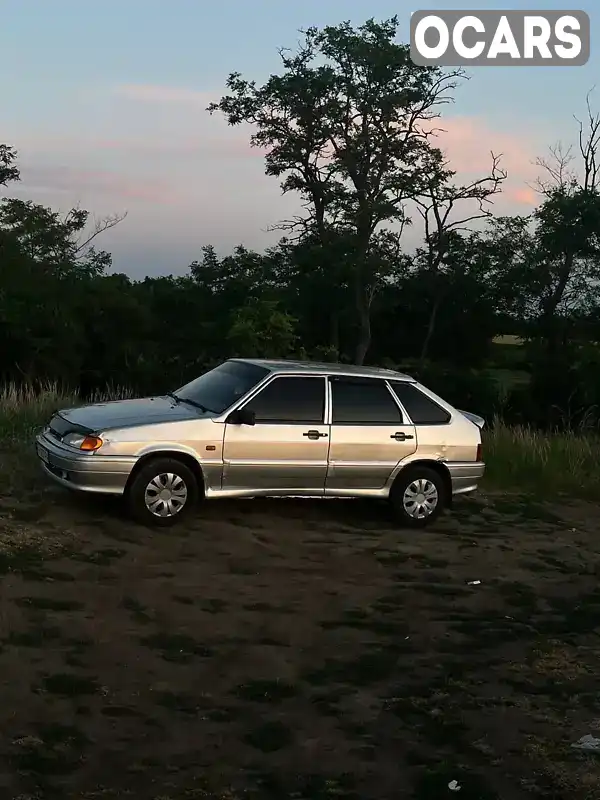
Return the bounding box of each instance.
[390,466,446,528]
[126,457,199,527]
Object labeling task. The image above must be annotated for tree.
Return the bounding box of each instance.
[0,199,126,278]
[474,215,537,327]
[529,93,600,354]
[0,144,20,187]
[0,146,129,384]
[209,16,465,364]
[227,299,298,358]
[414,151,506,363]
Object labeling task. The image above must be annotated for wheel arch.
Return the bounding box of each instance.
[125,450,206,498]
[391,459,453,507]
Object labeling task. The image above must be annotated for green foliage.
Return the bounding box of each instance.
[0,144,20,186]
[227,300,298,358]
[0,199,114,277]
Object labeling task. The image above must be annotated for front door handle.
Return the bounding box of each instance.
[391,432,414,441]
[303,430,328,440]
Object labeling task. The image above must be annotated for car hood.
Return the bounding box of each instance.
[53,396,213,433]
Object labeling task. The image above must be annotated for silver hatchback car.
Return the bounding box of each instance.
[35,359,485,528]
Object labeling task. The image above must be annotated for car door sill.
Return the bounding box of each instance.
[205,487,327,499]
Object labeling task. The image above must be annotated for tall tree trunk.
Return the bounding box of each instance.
[540,251,573,357]
[354,302,371,365]
[353,235,372,365]
[329,310,340,354]
[419,282,445,366]
[354,274,371,365]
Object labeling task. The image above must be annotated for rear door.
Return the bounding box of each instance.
[325,377,417,491]
[388,380,457,456]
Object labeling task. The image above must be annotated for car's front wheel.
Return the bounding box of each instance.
[390,466,446,528]
[126,457,199,527]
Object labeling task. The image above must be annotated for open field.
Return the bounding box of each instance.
[3,386,600,798]
[2,437,600,798]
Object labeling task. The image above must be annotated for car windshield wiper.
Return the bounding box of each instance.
[166,392,210,413]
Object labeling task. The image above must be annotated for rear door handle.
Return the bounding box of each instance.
[391,432,414,441]
[303,430,328,440]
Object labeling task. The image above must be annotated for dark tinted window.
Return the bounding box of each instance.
[176,361,269,414]
[331,378,403,425]
[244,377,325,424]
[390,382,451,425]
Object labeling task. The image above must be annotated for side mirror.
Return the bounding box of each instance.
[226,408,256,426]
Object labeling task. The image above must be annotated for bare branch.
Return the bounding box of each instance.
[414,151,506,278]
[74,211,128,255]
[530,142,575,196]
[576,87,600,191]
[532,90,600,195]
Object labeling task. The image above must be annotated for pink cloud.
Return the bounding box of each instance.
[107,88,544,192]
[8,130,257,160]
[15,163,181,204]
[7,95,543,236]
[508,186,539,206]
[94,132,265,161]
[89,134,265,160]
[428,116,537,171]
[427,115,541,207]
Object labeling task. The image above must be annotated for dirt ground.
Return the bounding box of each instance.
[1,456,600,799]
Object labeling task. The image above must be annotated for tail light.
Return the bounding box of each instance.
[476,442,482,462]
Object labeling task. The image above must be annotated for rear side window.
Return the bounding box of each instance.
[390,382,451,425]
[330,378,403,425]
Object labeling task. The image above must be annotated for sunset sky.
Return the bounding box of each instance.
[1,0,598,277]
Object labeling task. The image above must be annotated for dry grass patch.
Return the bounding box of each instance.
[483,419,600,498]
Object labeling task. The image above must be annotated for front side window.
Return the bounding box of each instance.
[175,361,269,414]
[243,376,326,424]
[330,378,403,425]
[389,382,451,425]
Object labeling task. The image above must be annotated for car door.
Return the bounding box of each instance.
[325,376,417,492]
[388,380,457,457]
[222,375,329,493]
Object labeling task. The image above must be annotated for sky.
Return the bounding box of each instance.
[1,0,598,278]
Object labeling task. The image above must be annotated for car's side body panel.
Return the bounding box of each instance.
[35,358,485,507]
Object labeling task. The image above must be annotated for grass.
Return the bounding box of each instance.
[483,419,600,498]
[3,380,600,501]
[0,381,130,444]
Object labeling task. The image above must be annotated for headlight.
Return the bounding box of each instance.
[63,433,104,451]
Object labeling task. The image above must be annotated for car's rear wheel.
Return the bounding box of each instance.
[390,466,445,528]
[126,457,199,527]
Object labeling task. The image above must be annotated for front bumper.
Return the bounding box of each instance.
[446,461,485,496]
[35,433,137,495]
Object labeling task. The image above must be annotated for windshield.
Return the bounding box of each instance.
[174,361,269,415]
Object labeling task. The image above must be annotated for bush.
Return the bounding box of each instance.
[0,383,130,445]
[499,345,600,432]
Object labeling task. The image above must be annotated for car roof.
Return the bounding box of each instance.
[229,358,416,382]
